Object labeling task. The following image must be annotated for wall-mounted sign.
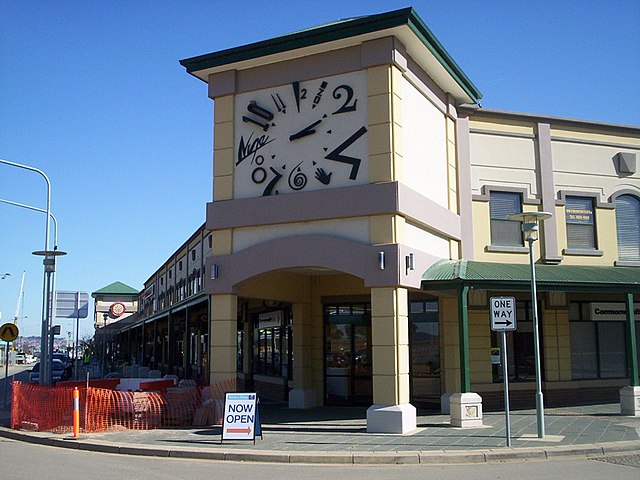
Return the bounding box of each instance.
[590,302,640,321]
[109,302,126,318]
[258,310,283,329]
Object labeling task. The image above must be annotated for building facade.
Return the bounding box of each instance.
[109,8,639,433]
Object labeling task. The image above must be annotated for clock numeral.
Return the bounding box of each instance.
[332,84,357,114]
[271,93,286,114]
[312,81,328,109]
[288,161,308,191]
[243,101,274,131]
[237,132,275,166]
[292,81,307,113]
[263,166,283,196]
[325,126,367,180]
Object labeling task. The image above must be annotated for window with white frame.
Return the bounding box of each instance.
[615,194,640,262]
[490,191,523,246]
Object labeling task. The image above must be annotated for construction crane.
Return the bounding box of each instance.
[12,271,25,352]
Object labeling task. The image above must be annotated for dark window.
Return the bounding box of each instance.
[191,250,196,261]
[615,194,640,261]
[492,301,541,382]
[490,191,523,246]
[565,196,596,249]
[179,260,183,271]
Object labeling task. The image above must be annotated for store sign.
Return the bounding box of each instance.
[258,310,283,328]
[590,302,640,321]
[566,207,594,224]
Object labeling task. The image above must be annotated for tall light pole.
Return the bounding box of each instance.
[0,159,52,384]
[508,211,552,439]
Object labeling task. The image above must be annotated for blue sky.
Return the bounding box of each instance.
[1,1,639,339]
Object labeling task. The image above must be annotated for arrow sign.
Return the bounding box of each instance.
[226,427,251,434]
[490,297,517,332]
[221,393,258,442]
[0,323,19,342]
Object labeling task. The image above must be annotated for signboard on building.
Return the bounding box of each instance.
[221,393,261,442]
[490,297,517,332]
[590,302,640,321]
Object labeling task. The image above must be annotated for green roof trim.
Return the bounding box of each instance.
[92,281,139,297]
[422,260,640,293]
[179,7,482,103]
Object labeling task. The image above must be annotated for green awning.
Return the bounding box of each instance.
[422,260,640,293]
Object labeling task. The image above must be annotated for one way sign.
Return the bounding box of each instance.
[490,297,517,332]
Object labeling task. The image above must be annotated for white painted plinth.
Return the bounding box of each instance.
[440,392,452,414]
[288,388,319,409]
[366,403,417,434]
[450,392,483,428]
[620,386,640,416]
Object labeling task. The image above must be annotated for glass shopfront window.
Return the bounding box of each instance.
[569,302,631,380]
[409,300,440,408]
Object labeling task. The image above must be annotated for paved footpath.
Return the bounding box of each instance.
[1,399,640,465]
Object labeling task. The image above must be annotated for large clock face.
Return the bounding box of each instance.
[234,71,368,198]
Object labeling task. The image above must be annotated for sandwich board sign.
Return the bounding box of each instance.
[221,393,262,443]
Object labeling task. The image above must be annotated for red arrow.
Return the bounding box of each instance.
[226,427,251,434]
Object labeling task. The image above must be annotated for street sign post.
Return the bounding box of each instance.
[56,291,88,380]
[1,322,19,408]
[490,297,516,446]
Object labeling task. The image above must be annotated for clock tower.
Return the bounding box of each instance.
[181,8,481,433]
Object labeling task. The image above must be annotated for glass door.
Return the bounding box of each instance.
[324,303,372,406]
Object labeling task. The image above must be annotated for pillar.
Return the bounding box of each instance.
[210,294,238,385]
[367,287,416,433]
[289,302,318,408]
[621,293,639,415]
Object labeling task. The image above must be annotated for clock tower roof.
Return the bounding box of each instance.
[180,7,482,105]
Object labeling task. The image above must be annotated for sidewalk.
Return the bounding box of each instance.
[1,400,639,464]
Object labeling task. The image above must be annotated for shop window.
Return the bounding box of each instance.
[569,301,628,379]
[565,196,597,250]
[615,194,640,262]
[492,301,540,383]
[490,191,523,246]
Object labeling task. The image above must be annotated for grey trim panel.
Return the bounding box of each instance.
[471,108,640,135]
[557,190,616,209]
[206,182,461,240]
[615,260,640,267]
[205,235,442,294]
[456,115,474,260]
[469,128,536,140]
[562,248,604,257]
[609,189,640,202]
[485,245,529,254]
[473,185,540,205]
[551,136,640,150]
[537,123,561,262]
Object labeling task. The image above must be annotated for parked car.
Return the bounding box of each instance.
[52,352,72,367]
[28,359,72,383]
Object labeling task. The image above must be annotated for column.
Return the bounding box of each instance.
[367,287,415,433]
[621,292,639,415]
[210,294,238,385]
[289,302,318,408]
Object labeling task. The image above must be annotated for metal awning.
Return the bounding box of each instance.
[422,260,640,293]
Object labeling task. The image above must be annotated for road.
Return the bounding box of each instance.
[0,438,638,480]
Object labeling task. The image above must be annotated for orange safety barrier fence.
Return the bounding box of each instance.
[11,378,238,434]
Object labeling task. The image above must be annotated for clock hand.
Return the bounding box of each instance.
[289,118,323,141]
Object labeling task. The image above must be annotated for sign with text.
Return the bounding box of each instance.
[590,302,640,321]
[222,393,259,441]
[490,297,517,332]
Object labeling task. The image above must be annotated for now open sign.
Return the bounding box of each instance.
[222,393,259,441]
[490,297,517,332]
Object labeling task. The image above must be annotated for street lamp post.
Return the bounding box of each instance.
[0,159,52,385]
[507,211,552,439]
